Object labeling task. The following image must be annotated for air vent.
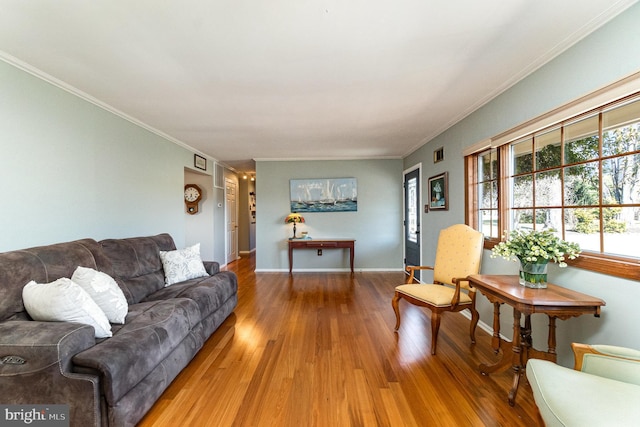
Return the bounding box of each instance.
[214,162,224,189]
[434,147,444,163]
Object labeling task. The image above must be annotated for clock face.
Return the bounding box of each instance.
[185,186,200,202]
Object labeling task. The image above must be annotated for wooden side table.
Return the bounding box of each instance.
[288,239,355,274]
[466,274,605,406]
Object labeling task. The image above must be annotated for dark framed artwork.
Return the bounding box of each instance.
[289,178,357,213]
[427,172,448,211]
[194,154,207,171]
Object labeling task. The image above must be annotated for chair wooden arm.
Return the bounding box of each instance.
[405,265,434,283]
[572,343,640,371]
[573,343,602,371]
[451,277,474,306]
[572,342,640,386]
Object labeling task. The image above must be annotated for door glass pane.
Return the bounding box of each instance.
[407,176,418,243]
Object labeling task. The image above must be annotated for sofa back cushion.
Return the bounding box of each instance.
[99,234,177,304]
[0,239,106,322]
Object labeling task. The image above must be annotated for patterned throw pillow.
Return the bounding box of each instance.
[159,243,209,286]
[72,266,128,324]
[22,278,112,338]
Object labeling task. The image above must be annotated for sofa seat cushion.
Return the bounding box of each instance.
[72,297,201,405]
[142,272,238,318]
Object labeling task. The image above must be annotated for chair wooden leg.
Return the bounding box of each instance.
[470,306,479,344]
[392,292,402,331]
[430,312,441,355]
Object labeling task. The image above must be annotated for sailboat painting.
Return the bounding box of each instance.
[290,178,357,213]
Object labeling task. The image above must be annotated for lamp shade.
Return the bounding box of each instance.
[284,213,305,224]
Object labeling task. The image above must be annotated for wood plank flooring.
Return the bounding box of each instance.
[139,253,543,426]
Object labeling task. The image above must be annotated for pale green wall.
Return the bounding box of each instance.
[404,3,640,366]
[255,159,404,271]
[0,59,216,256]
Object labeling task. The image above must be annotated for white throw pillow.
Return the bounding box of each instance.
[71,266,128,324]
[22,278,112,338]
[159,243,208,286]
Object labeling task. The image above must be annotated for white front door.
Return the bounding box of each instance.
[225,178,238,264]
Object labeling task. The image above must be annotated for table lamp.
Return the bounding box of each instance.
[285,213,305,239]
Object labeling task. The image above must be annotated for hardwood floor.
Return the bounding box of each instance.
[139,253,543,426]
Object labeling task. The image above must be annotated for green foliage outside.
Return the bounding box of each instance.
[512,123,638,235]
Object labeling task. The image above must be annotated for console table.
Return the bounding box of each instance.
[288,239,355,274]
[466,274,605,406]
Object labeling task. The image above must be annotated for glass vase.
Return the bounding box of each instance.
[518,260,548,288]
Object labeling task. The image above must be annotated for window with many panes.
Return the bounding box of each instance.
[466,93,640,280]
[477,149,499,239]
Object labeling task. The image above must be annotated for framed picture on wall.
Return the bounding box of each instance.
[427,172,448,211]
[289,178,357,212]
[194,154,207,171]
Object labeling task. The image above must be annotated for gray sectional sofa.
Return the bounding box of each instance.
[0,233,238,426]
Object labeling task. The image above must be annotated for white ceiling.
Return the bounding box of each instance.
[0,1,637,173]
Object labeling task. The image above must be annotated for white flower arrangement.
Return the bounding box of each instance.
[490,228,580,267]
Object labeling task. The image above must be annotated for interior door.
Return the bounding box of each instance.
[225,179,238,264]
[404,167,421,278]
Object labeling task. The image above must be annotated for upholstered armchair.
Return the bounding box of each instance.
[391,224,483,355]
[527,343,640,426]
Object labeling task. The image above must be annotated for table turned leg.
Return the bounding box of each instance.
[522,315,533,361]
[547,316,557,362]
[479,300,510,375]
[508,309,523,407]
[491,301,502,353]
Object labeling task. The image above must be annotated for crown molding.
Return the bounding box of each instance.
[0,51,216,163]
[254,156,402,162]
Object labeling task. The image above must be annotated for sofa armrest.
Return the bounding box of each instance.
[0,321,101,426]
[203,261,220,275]
[572,342,640,386]
[527,358,640,427]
